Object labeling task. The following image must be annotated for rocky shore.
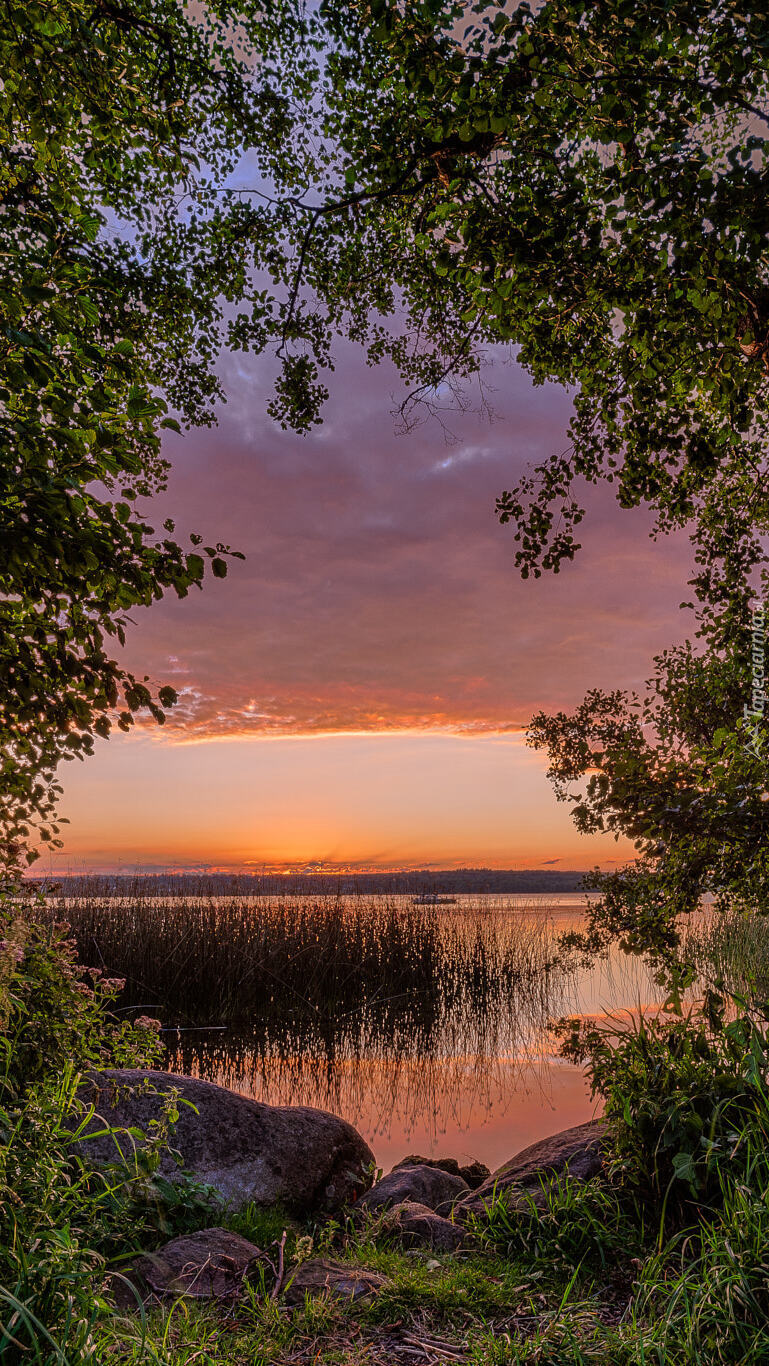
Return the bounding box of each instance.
[79,1068,607,1323]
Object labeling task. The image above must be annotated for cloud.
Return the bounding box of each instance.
[112,340,691,745]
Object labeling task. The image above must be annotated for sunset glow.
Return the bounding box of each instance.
[53,729,635,873]
[55,344,687,873]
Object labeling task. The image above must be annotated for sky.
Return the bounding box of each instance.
[52,341,692,874]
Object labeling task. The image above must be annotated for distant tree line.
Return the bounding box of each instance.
[42,869,587,897]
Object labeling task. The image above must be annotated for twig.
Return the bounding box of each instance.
[400,1330,468,1362]
[270,1230,288,1301]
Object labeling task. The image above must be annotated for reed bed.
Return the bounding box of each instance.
[37,886,577,1148]
[683,904,769,999]
[41,889,563,1030]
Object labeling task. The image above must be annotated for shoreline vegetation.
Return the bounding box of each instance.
[38,889,565,1029]
[7,893,769,1364]
[36,888,578,1154]
[33,870,590,898]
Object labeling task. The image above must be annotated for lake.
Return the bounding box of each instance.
[147,893,658,1171]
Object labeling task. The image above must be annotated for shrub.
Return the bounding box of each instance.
[0,901,209,1362]
[559,993,769,1218]
[0,908,163,1099]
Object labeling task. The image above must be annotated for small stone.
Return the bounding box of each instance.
[393,1155,491,1190]
[134,1228,262,1299]
[357,1163,469,1216]
[458,1159,492,1189]
[380,1201,476,1252]
[283,1258,389,1306]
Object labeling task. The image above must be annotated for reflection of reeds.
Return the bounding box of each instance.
[43,887,575,1139]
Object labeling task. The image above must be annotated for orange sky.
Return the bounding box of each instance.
[52,730,636,873]
[53,343,689,874]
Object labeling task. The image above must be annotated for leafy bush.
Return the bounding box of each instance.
[0,903,215,1362]
[0,909,163,1098]
[0,1071,117,1362]
[559,993,769,1217]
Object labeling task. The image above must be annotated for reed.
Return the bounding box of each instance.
[682,905,769,999]
[40,886,562,1030]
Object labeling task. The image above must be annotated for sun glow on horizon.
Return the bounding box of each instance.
[50,727,633,876]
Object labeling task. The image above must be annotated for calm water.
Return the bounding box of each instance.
[162,894,657,1170]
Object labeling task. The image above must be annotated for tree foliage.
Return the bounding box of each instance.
[529,636,769,967]
[252,0,769,592]
[236,0,769,952]
[7,0,769,894]
[0,0,312,866]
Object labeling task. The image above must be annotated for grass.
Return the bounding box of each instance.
[87,1157,769,1366]
[473,1168,648,1275]
[91,1224,630,1365]
[682,904,769,1000]
[14,1076,769,1366]
[39,887,565,1032]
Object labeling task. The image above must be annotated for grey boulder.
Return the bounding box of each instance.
[380,1201,476,1252]
[357,1162,469,1216]
[76,1069,374,1214]
[453,1119,606,1219]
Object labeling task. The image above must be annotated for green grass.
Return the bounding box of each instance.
[224,1201,301,1252]
[91,1232,629,1366]
[473,1171,648,1274]
[630,1143,769,1365]
[27,1156,769,1366]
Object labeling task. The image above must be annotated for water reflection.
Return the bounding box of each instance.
[163,896,657,1164]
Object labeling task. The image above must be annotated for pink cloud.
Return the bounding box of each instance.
[114,342,691,742]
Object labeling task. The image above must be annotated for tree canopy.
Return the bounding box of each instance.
[246,0,769,595]
[528,631,769,968]
[233,0,769,959]
[0,0,307,864]
[6,0,769,886]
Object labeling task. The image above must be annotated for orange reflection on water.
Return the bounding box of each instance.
[164,896,657,1169]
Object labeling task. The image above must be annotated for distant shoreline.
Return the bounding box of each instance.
[32,868,589,896]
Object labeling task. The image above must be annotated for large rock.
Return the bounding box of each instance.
[76,1069,374,1214]
[380,1201,476,1252]
[136,1228,263,1299]
[283,1258,389,1306]
[356,1162,469,1216]
[392,1155,491,1190]
[454,1120,606,1219]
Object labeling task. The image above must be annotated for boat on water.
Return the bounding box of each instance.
[412,893,458,905]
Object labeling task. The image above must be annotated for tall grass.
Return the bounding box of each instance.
[682,905,769,999]
[633,1122,769,1365]
[41,889,562,1030]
